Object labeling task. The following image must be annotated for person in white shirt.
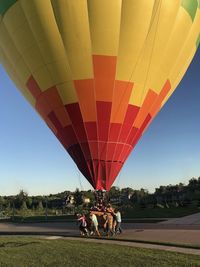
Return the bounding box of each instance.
[114,209,122,234]
[90,212,101,237]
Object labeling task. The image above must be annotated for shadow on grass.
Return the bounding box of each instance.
[0,241,40,248]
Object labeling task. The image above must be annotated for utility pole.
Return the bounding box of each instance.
[45,197,48,221]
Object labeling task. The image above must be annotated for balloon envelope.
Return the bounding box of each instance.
[0,0,200,190]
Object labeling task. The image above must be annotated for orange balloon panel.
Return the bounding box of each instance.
[0,0,200,190]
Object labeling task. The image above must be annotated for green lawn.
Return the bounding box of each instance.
[0,237,199,267]
[122,206,200,218]
[5,206,199,224]
[10,214,75,223]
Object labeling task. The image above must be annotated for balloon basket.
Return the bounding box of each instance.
[94,190,108,205]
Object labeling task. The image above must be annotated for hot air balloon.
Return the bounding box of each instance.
[0,0,199,192]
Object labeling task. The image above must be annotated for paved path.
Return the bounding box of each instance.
[160,212,200,225]
[0,221,199,246]
[120,229,200,245]
[0,213,199,254]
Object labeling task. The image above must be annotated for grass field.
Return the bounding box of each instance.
[3,206,199,224]
[122,206,200,218]
[0,237,199,267]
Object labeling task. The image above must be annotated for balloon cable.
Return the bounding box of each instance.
[115,171,122,189]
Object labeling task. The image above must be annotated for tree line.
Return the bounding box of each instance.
[0,177,200,217]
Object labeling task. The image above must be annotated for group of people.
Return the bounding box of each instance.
[76,212,100,237]
[76,203,122,237]
[103,205,122,236]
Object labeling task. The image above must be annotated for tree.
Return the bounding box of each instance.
[188,178,198,192]
[15,190,28,209]
[21,200,27,210]
[121,187,134,196]
[37,201,44,211]
[109,186,121,199]
[0,196,5,210]
[26,197,33,209]
[74,189,83,206]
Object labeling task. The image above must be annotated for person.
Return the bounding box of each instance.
[77,213,89,236]
[105,204,114,236]
[106,204,114,213]
[97,200,103,211]
[103,212,108,234]
[90,212,101,237]
[112,211,117,234]
[91,202,99,211]
[115,209,122,234]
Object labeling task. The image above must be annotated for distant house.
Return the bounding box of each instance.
[119,192,134,204]
[110,197,121,205]
[48,198,64,208]
[66,195,75,206]
[83,197,90,204]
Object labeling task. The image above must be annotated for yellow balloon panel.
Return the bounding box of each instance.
[169,9,200,85]
[162,7,200,108]
[160,8,192,76]
[88,0,122,56]
[20,0,74,77]
[56,82,78,105]
[0,22,20,66]
[51,0,93,80]
[0,22,31,84]
[22,45,45,74]
[116,0,155,81]
[0,49,35,107]
[46,59,72,85]
[129,3,193,107]
[31,66,54,91]
[2,2,26,35]
[138,1,181,94]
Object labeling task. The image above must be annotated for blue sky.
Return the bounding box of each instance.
[0,48,200,196]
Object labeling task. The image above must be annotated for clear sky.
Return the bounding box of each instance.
[0,48,200,196]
